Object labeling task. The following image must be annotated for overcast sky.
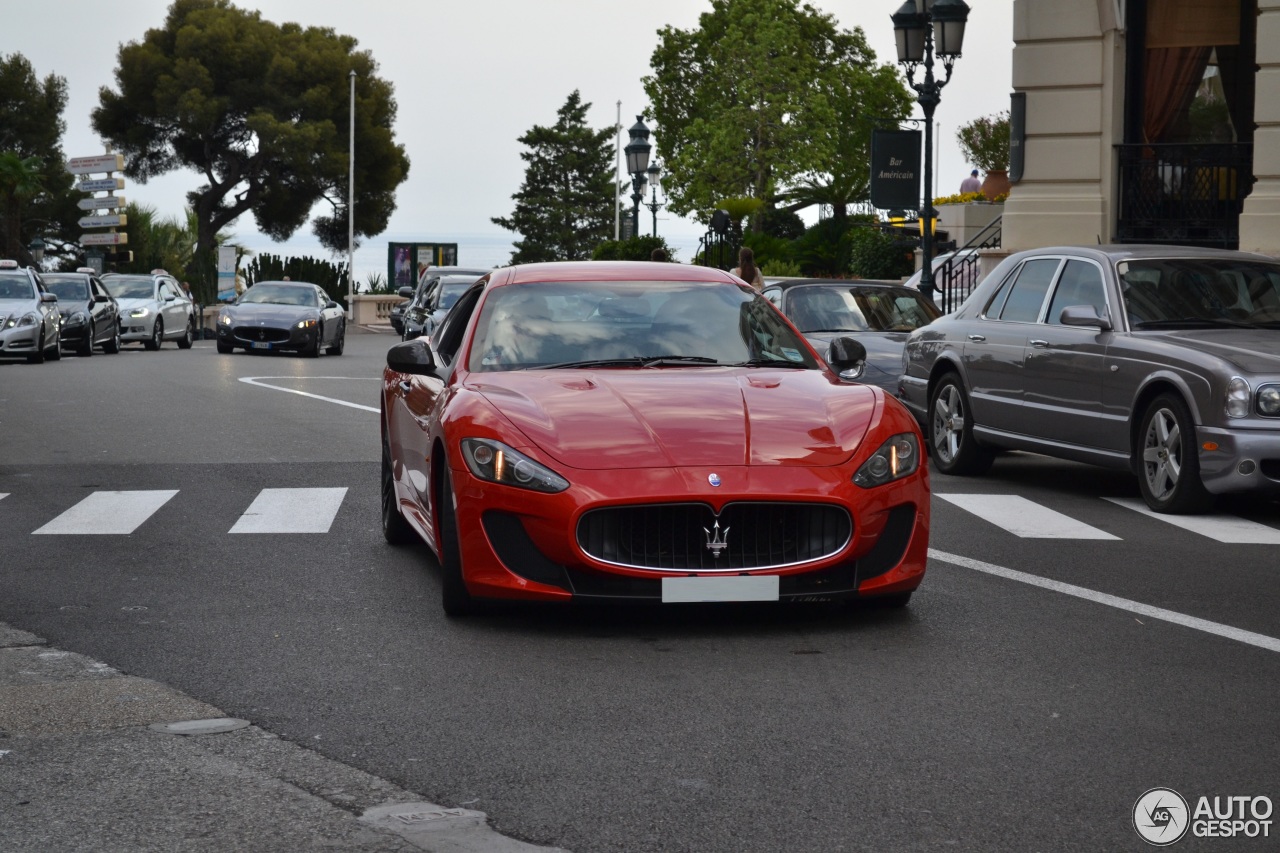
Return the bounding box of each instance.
[5,0,1013,274]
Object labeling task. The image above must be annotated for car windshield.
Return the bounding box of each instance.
[240,284,319,307]
[43,278,89,301]
[467,280,821,372]
[102,277,155,299]
[1119,259,1280,327]
[0,272,35,300]
[438,281,471,310]
[788,285,941,332]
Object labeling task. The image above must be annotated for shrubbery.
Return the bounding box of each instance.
[244,253,351,304]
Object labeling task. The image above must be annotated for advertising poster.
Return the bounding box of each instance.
[216,245,237,302]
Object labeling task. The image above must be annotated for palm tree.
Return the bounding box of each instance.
[0,151,46,263]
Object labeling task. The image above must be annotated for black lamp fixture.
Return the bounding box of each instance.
[644,161,664,237]
[891,0,970,300]
[624,116,652,239]
[28,235,46,266]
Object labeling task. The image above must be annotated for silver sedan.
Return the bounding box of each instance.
[899,245,1280,513]
[0,261,62,364]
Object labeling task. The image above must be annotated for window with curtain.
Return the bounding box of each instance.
[1143,0,1243,144]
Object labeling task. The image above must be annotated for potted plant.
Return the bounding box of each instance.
[956,111,1011,199]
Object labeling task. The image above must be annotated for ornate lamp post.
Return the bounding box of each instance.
[892,0,970,300]
[28,236,46,267]
[644,162,664,237]
[624,116,652,240]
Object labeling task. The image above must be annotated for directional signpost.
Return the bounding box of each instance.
[68,153,129,267]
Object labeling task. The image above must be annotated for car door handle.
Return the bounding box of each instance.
[1029,339,1049,348]
[967,334,986,342]
[398,381,412,395]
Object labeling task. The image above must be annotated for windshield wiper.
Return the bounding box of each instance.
[536,355,720,370]
[800,328,860,334]
[731,357,812,368]
[1131,317,1255,329]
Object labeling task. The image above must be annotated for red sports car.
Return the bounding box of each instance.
[381,261,930,615]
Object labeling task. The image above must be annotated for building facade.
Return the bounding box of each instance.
[1002,0,1276,256]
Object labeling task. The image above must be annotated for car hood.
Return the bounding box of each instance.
[1144,329,1280,373]
[0,298,39,314]
[115,297,159,312]
[469,368,877,470]
[226,304,316,324]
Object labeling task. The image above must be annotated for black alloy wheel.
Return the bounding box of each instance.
[307,323,323,358]
[927,373,993,475]
[216,340,234,354]
[1137,392,1211,514]
[438,468,477,617]
[77,321,94,357]
[103,322,121,354]
[145,318,163,351]
[326,323,345,356]
[381,433,416,546]
[177,318,194,349]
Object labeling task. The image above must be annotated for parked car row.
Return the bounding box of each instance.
[396,267,489,341]
[0,261,195,363]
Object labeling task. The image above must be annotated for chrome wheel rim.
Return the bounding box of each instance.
[931,384,965,463]
[1142,407,1182,500]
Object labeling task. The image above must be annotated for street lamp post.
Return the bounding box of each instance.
[644,162,664,237]
[891,0,970,301]
[624,116,652,240]
[28,236,46,267]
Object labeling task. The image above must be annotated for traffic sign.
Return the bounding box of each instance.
[80,232,129,246]
[78,214,127,229]
[77,177,125,193]
[77,195,125,211]
[67,154,124,175]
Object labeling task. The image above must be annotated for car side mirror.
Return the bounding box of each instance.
[1059,304,1112,330]
[398,286,415,299]
[164,294,176,302]
[387,339,438,376]
[327,300,339,309]
[827,336,867,381]
[41,292,58,303]
[95,294,111,304]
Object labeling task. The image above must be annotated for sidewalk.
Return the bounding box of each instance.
[0,623,565,853]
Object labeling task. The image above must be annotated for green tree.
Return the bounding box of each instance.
[645,0,907,230]
[92,0,409,294]
[0,53,77,266]
[492,91,616,264]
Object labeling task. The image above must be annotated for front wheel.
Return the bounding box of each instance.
[28,331,46,364]
[382,434,416,546]
[177,318,194,349]
[216,340,234,354]
[326,323,345,356]
[438,469,477,617]
[1137,393,1211,513]
[103,323,121,354]
[77,322,94,357]
[47,328,61,361]
[927,374,993,475]
[145,318,163,351]
[307,323,322,358]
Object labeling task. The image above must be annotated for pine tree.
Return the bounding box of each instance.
[492,91,616,264]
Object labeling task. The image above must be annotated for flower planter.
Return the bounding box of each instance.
[936,202,1004,248]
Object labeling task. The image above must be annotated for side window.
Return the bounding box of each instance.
[762,288,782,308]
[1046,260,1108,325]
[433,283,485,366]
[998,258,1062,323]
[159,281,175,299]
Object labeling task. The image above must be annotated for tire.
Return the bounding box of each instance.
[326,323,345,356]
[177,318,194,349]
[927,373,993,475]
[381,434,416,546]
[77,322,94,357]
[216,340,234,354]
[104,323,121,354]
[27,331,45,364]
[47,328,61,361]
[1137,393,1211,514]
[145,318,163,351]
[307,323,322,358]
[438,468,476,617]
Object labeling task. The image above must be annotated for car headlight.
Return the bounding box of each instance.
[853,432,920,488]
[67,311,87,326]
[1225,377,1251,419]
[218,313,232,326]
[297,318,318,329]
[460,438,569,493]
[130,307,150,317]
[1258,385,1280,417]
[17,311,40,327]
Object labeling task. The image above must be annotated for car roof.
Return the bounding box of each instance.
[251,280,319,287]
[1006,244,1277,264]
[499,261,740,285]
[768,278,911,290]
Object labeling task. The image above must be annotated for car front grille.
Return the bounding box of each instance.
[234,325,290,343]
[577,502,852,572]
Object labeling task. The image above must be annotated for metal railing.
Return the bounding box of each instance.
[1115,142,1253,249]
[932,214,1001,314]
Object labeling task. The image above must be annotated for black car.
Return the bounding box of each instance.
[216,281,347,356]
[398,267,488,340]
[42,268,122,356]
[762,279,941,393]
[389,299,409,336]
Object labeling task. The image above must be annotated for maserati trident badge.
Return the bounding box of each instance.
[704,520,730,558]
[708,473,721,487]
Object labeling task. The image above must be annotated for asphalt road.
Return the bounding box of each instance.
[2,334,1278,852]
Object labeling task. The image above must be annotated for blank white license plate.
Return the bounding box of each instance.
[251,341,271,350]
[661,576,780,603]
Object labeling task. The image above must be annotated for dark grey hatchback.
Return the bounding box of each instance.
[899,245,1280,513]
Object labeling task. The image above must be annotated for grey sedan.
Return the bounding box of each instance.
[899,245,1280,513]
[216,281,345,356]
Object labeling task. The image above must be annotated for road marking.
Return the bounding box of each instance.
[34,491,178,535]
[239,376,380,413]
[930,548,1280,654]
[0,493,7,501]
[1104,497,1280,544]
[229,488,349,534]
[935,494,1120,539]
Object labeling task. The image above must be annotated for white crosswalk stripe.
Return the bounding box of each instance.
[229,488,348,534]
[33,490,179,535]
[1104,497,1280,544]
[935,494,1120,539]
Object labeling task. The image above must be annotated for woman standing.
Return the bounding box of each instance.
[731,247,764,290]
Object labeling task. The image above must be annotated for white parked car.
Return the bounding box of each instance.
[0,259,62,363]
[101,270,196,350]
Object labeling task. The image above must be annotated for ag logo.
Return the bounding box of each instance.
[1134,788,1190,846]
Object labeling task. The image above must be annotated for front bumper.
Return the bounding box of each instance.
[0,324,41,352]
[218,322,320,352]
[1196,424,1280,496]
